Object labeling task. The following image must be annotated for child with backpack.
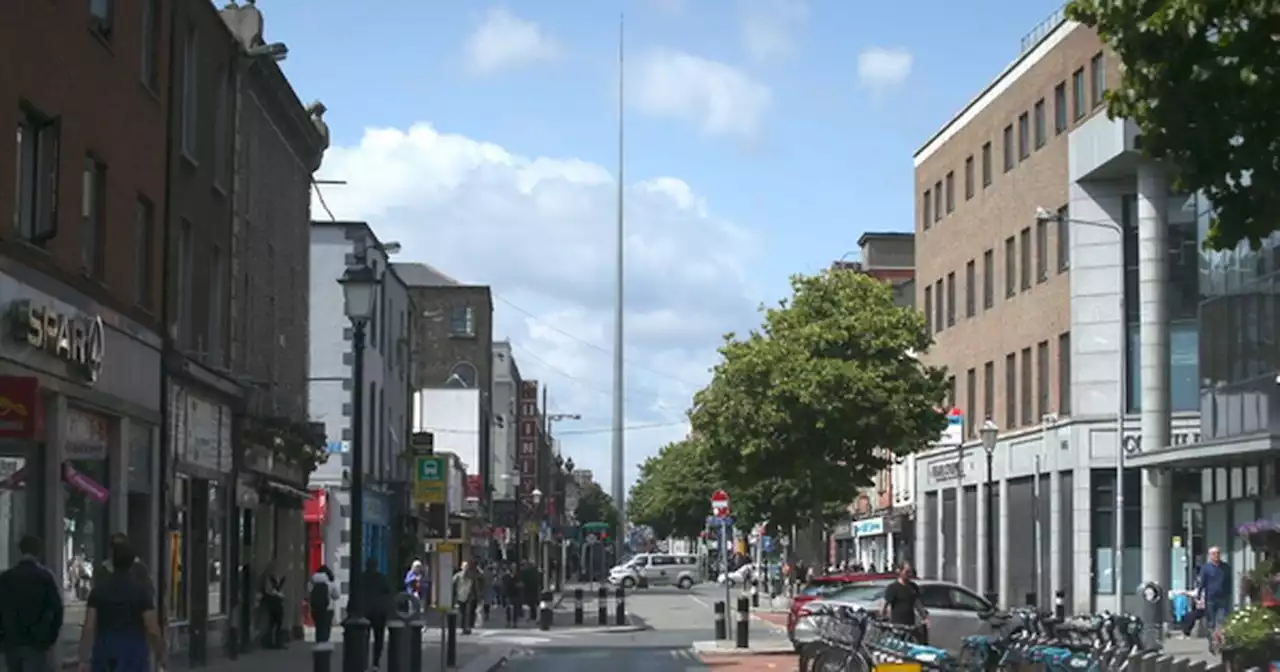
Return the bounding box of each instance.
[308,566,340,642]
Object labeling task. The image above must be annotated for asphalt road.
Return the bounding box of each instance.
[502,583,793,671]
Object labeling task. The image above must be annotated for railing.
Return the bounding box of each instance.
[1020,4,1068,55]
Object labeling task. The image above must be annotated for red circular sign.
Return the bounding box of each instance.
[711,489,729,503]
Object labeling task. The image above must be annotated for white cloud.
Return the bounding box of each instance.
[313,123,760,488]
[857,46,914,93]
[464,8,562,75]
[631,49,773,140]
[738,0,809,64]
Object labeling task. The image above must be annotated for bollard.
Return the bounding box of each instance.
[408,617,423,672]
[735,595,750,649]
[615,585,627,626]
[573,588,584,625]
[386,619,406,672]
[597,587,608,625]
[311,641,333,672]
[752,580,760,608]
[713,600,727,640]
[539,590,553,631]
[445,611,458,668]
[1025,592,1036,607]
[1054,590,1065,620]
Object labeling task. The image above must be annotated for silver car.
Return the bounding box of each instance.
[795,579,997,653]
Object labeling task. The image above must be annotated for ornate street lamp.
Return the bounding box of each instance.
[980,419,999,607]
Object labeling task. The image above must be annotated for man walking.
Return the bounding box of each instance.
[1197,547,1232,634]
[452,562,479,635]
[881,563,929,644]
[0,535,65,672]
[363,558,392,671]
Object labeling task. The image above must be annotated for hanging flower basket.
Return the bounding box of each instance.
[1220,604,1280,670]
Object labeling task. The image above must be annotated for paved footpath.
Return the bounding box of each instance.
[168,637,508,672]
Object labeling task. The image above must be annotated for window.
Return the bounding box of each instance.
[946,375,956,409]
[14,106,60,245]
[181,25,199,159]
[450,305,476,337]
[982,249,994,309]
[1019,227,1032,290]
[981,142,992,186]
[213,68,230,189]
[1020,347,1033,426]
[964,259,975,318]
[944,172,954,214]
[1002,125,1014,171]
[923,284,933,333]
[1092,470,1141,594]
[1072,68,1086,120]
[208,484,226,615]
[208,245,226,365]
[983,361,995,424]
[89,0,114,39]
[1033,99,1046,149]
[922,189,932,229]
[1017,112,1030,160]
[933,280,943,332]
[1057,204,1070,272]
[81,156,106,278]
[964,156,974,200]
[141,0,161,90]
[945,272,956,327]
[1090,52,1106,108]
[1037,340,1050,418]
[1004,237,1016,298]
[947,587,991,612]
[1058,332,1071,415]
[1053,82,1067,134]
[965,368,977,437]
[933,181,942,222]
[135,198,155,309]
[1035,218,1049,283]
[1005,353,1017,428]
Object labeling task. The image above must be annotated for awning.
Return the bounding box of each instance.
[267,480,310,499]
[304,489,328,523]
[1124,432,1280,469]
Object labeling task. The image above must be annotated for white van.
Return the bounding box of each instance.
[608,553,700,589]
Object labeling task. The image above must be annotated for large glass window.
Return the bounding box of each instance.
[1091,469,1141,594]
[62,409,111,653]
[209,484,226,615]
[169,475,191,621]
[0,454,30,571]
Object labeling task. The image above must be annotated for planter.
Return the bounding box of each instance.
[1220,640,1280,672]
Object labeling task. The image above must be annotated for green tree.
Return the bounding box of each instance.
[1066,0,1280,249]
[574,481,620,538]
[689,268,949,531]
[627,438,726,539]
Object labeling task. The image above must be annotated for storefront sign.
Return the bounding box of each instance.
[1122,430,1202,456]
[0,376,40,439]
[854,517,885,537]
[518,380,539,498]
[930,461,962,482]
[11,300,105,384]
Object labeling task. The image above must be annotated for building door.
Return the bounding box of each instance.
[188,479,211,664]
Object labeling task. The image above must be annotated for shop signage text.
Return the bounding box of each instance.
[1122,430,1201,456]
[854,517,885,537]
[930,461,962,482]
[0,376,40,439]
[12,300,105,384]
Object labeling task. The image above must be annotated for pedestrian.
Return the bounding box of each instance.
[259,560,286,649]
[75,535,168,672]
[880,562,929,644]
[0,535,64,672]
[1197,547,1232,634]
[519,562,541,623]
[308,565,340,643]
[501,565,520,627]
[404,560,426,605]
[452,562,479,634]
[362,557,392,671]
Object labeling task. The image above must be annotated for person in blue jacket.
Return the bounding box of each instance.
[1197,546,1232,632]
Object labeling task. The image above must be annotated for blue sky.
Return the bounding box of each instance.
[277,0,1066,493]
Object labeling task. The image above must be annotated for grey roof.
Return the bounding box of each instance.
[392,262,460,287]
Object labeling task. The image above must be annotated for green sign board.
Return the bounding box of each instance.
[583,522,609,531]
[413,456,446,505]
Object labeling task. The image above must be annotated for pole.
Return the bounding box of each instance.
[984,449,995,605]
[720,523,730,612]
[542,384,549,579]
[342,321,370,672]
[1114,284,1126,603]
[1032,451,1042,608]
[610,12,627,561]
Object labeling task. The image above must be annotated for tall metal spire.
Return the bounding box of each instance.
[610,12,627,560]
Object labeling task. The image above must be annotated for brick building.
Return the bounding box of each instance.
[909,9,1199,616]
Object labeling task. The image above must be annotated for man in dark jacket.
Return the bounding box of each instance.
[501,565,520,627]
[1197,546,1232,632]
[363,557,393,671]
[0,535,64,672]
[519,562,541,623]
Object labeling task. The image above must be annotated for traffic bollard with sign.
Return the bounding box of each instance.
[713,601,727,640]
[573,588,584,625]
[736,596,750,649]
[386,619,406,672]
[538,590,553,631]
[615,585,626,626]
[597,586,608,625]
[312,641,333,672]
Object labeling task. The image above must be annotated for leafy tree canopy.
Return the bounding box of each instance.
[1066,0,1280,249]
[627,437,726,539]
[574,481,620,538]
[689,269,949,530]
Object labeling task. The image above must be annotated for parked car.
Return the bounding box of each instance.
[790,578,997,653]
[608,553,700,589]
[786,573,896,640]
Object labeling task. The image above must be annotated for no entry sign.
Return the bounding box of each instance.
[711,489,730,518]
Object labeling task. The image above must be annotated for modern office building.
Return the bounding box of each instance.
[909,9,1200,615]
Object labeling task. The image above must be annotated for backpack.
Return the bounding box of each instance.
[309,579,331,615]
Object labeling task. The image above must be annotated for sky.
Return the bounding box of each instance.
[272,0,1067,494]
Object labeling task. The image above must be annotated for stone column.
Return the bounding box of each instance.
[1072,465,1094,614]
[914,490,931,577]
[108,418,129,535]
[934,489,944,579]
[1049,469,1062,607]
[1136,161,1172,594]
[998,477,1010,608]
[976,479,988,595]
[955,476,966,585]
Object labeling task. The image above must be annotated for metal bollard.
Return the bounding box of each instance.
[386,619,406,672]
[597,587,608,625]
[311,641,333,672]
[408,617,423,672]
[752,580,760,608]
[1054,590,1065,620]
[713,600,727,640]
[735,595,750,649]
[573,588,584,625]
[539,590,553,631]
[615,585,627,626]
[445,611,458,668]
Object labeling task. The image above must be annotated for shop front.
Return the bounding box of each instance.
[0,266,163,666]
[364,489,391,576]
[304,489,328,574]
[853,516,890,571]
[829,521,853,566]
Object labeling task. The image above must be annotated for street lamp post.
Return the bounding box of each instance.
[1036,206,1126,596]
[339,264,379,672]
[531,488,544,575]
[980,419,999,606]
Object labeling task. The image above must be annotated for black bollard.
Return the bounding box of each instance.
[386,619,406,672]
[341,616,371,672]
[445,611,458,668]
[573,588,584,625]
[615,585,627,626]
[408,617,423,672]
[597,587,608,625]
[1025,592,1037,607]
[752,580,760,608]
[312,641,333,672]
[713,601,727,640]
[1054,590,1066,620]
[736,596,750,649]
[539,590,553,631]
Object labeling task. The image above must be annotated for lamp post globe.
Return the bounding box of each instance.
[340,264,378,322]
[980,419,999,455]
[532,488,543,504]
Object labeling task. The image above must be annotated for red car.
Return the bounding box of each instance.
[786,572,895,637]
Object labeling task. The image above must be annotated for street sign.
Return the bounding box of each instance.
[705,515,734,527]
[711,489,730,518]
[413,455,447,504]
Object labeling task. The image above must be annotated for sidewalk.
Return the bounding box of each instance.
[168,637,511,672]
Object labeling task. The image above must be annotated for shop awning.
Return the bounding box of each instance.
[1125,432,1280,469]
[304,489,328,523]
